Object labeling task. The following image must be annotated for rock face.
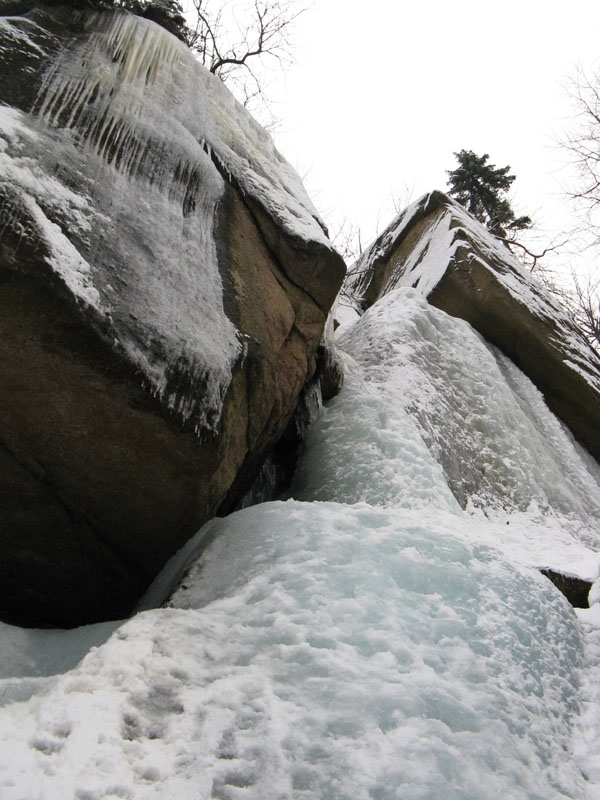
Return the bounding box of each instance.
[0,5,345,626]
[351,191,600,464]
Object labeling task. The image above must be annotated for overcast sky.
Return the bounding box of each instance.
[261,1,600,275]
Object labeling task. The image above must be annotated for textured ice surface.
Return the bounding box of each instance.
[575,604,600,787]
[352,193,600,396]
[0,502,587,799]
[1,252,600,792]
[292,365,462,513]
[0,11,332,430]
[29,10,330,246]
[0,619,122,707]
[0,290,599,798]
[294,290,600,561]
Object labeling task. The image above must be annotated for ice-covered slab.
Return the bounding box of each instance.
[0,7,344,626]
[351,191,600,462]
[1,10,341,430]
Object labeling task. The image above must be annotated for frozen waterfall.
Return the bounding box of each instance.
[0,9,334,433]
[1,288,600,798]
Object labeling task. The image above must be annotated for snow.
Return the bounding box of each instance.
[2,19,600,792]
[1,287,600,797]
[0,15,47,60]
[292,364,462,513]
[0,107,103,307]
[0,620,123,707]
[0,504,588,799]
[33,11,330,247]
[295,290,600,552]
[575,604,600,787]
[351,192,600,396]
[0,10,334,431]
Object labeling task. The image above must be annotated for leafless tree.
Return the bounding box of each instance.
[185,0,303,117]
[554,68,600,352]
[562,67,600,242]
[567,274,600,353]
[330,217,363,268]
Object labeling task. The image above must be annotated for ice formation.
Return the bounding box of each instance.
[2,287,600,797]
[1,11,333,431]
[294,290,600,575]
[2,15,600,796]
[295,291,600,524]
[0,503,588,799]
[352,193,600,399]
[31,11,330,246]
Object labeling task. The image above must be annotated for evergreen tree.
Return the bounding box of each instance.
[447,150,531,239]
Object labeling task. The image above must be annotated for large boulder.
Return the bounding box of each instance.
[351,191,600,463]
[0,5,345,626]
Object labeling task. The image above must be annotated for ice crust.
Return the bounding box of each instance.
[0,503,587,799]
[0,11,331,430]
[2,288,600,797]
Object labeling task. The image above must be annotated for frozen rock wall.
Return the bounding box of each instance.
[1,231,600,800]
[350,191,600,464]
[295,289,600,565]
[0,5,345,626]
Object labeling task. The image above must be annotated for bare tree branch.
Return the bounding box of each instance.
[330,217,363,268]
[186,0,303,81]
[561,66,600,242]
[568,273,600,353]
[497,235,571,272]
[182,0,305,124]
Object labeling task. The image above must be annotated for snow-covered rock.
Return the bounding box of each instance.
[350,191,600,464]
[0,5,345,626]
[1,285,600,798]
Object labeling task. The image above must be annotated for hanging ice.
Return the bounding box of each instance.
[294,289,600,570]
[0,10,334,432]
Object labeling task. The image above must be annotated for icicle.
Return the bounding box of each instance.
[33,13,201,207]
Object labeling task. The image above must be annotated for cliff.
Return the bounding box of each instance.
[350,191,600,463]
[0,4,345,626]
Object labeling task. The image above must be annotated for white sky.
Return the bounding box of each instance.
[260,1,600,276]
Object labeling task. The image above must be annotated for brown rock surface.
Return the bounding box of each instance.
[352,191,600,463]
[0,6,345,626]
